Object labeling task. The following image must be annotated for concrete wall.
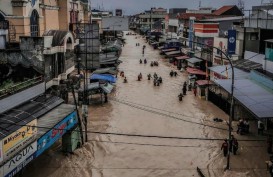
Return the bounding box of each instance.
[58,0,69,31]
[0,82,45,114]
[264,59,273,74]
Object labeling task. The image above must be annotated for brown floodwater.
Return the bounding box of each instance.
[23,32,270,177]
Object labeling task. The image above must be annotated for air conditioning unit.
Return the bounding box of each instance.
[44,36,53,48]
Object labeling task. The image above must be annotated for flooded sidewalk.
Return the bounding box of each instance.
[23,33,270,177]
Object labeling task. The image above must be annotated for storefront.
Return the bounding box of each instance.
[36,104,78,157]
[0,141,37,177]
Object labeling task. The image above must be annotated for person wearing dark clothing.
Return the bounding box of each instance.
[147,74,151,80]
[144,59,147,64]
[151,61,154,67]
[178,93,183,101]
[158,77,162,83]
[153,73,158,79]
[139,59,142,64]
[183,81,187,88]
[183,86,187,95]
[174,71,177,77]
[221,139,228,157]
[268,135,273,154]
[233,138,239,155]
[170,70,174,77]
[153,78,157,86]
[157,80,160,86]
[124,77,127,83]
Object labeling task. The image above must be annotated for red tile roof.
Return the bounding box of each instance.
[213,5,235,16]
[186,68,206,75]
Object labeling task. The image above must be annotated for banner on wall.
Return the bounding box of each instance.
[0,141,2,163]
[2,141,37,177]
[36,111,77,157]
[188,17,195,50]
[227,29,236,55]
[2,120,37,161]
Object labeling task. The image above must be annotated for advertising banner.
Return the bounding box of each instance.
[36,111,77,157]
[2,120,37,161]
[188,17,195,50]
[0,141,2,163]
[227,29,236,55]
[2,141,37,177]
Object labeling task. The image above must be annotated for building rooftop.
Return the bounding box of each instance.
[213,5,235,15]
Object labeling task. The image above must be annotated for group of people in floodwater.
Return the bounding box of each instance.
[150,61,159,67]
[178,80,197,101]
[139,59,147,64]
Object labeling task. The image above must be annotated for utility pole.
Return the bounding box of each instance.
[150,8,152,33]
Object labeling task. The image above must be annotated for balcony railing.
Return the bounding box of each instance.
[0,76,44,99]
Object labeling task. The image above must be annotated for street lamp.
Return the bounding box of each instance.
[189,40,234,170]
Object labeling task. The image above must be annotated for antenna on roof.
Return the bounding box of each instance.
[238,0,245,12]
[199,1,201,8]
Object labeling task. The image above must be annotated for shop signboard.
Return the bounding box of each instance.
[36,111,78,157]
[2,141,37,177]
[2,120,37,161]
[188,17,195,50]
[227,29,236,55]
[0,141,3,163]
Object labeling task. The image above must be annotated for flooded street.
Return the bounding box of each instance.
[23,32,269,177]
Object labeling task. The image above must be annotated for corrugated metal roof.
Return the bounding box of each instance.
[0,95,63,139]
[208,65,249,79]
[186,57,202,64]
[37,104,75,136]
[215,79,273,118]
[165,51,181,56]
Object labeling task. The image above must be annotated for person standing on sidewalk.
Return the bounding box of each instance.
[221,139,228,157]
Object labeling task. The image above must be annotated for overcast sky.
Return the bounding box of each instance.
[91,0,263,15]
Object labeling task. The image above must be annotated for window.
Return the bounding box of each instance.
[30,10,39,37]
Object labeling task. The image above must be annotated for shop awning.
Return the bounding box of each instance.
[215,79,273,119]
[196,80,214,86]
[186,57,202,64]
[37,104,75,136]
[90,74,117,83]
[208,65,249,79]
[165,51,181,56]
[93,68,118,75]
[161,48,177,52]
[101,83,114,94]
[186,67,206,75]
[175,56,190,60]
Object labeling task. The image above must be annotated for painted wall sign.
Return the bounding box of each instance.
[2,120,37,161]
[2,142,37,177]
[227,29,236,55]
[36,111,77,157]
[0,141,2,163]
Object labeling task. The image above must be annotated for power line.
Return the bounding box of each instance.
[110,98,231,131]
[0,121,265,142]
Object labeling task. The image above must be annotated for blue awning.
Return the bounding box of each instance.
[90,74,117,83]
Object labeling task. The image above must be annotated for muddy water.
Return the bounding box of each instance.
[23,33,269,177]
